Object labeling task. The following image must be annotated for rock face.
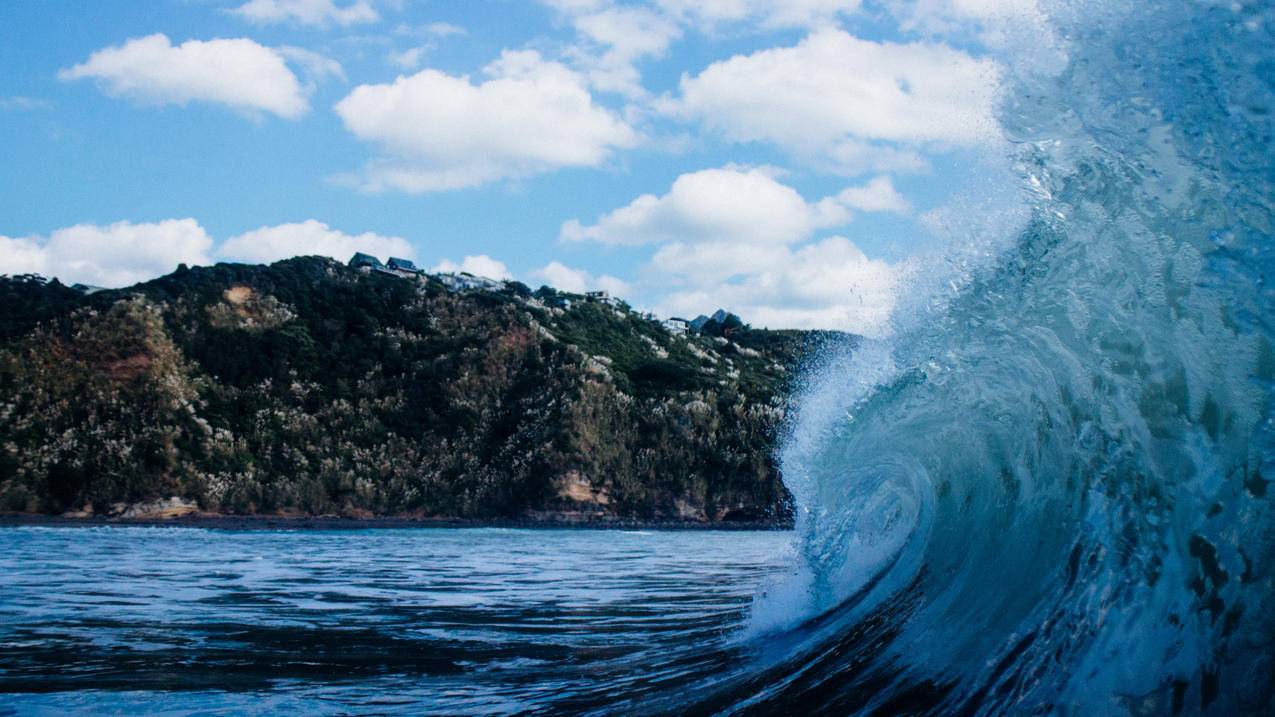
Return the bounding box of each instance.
[0,259,848,524]
[116,497,201,519]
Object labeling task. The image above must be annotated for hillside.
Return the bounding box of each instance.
[0,257,847,525]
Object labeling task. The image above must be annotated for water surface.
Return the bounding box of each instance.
[0,526,791,715]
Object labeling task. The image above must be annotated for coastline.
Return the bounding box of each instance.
[0,513,794,532]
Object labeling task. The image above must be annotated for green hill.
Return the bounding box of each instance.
[0,257,847,525]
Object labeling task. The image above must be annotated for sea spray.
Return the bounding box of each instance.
[740,1,1275,713]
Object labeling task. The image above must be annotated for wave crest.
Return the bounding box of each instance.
[737,2,1275,713]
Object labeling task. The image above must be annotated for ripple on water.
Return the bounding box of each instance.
[0,526,792,713]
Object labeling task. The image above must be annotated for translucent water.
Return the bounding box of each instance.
[741,1,1275,713]
[3,2,1273,714]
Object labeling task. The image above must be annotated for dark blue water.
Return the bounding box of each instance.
[757,1,1275,713]
[4,2,1275,714]
[0,527,791,715]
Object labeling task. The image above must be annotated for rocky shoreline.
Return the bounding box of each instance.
[0,260,834,523]
[0,512,793,531]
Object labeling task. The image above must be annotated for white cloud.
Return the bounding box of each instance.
[218,220,413,264]
[420,21,464,36]
[387,22,465,70]
[542,0,865,98]
[564,167,907,331]
[532,260,589,292]
[276,46,345,84]
[561,167,904,246]
[0,220,215,288]
[655,236,898,333]
[231,0,379,27]
[334,50,638,192]
[648,240,788,284]
[430,255,512,280]
[532,260,630,295]
[835,175,910,213]
[891,0,1061,59]
[822,139,928,175]
[572,5,680,58]
[59,34,309,119]
[387,46,426,70]
[0,218,425,288]
[668,28,1001,173]
[0,96,51,111]
[657,0,863,31]
[394,21,466,38]
[543,1,682,96]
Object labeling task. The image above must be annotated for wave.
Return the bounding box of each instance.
[712,2,1275,714]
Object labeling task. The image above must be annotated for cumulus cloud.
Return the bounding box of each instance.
[218,220,413,264]
[430,255,512,280]
[657,0,863,31]
[541,0,862,98]
[0,220,215,288]
[0,218,427,287]
[532,260,630,295]
[334,50,638,192]
[654,236,899,333]
[561,167,905,246]
[667,28,1001,173]
[571,5,680,61]
[59,34,310,119]
[648,240,788,284]
[835,175,910,213]
[564,167,907,332]
[231,0,379,27]
[542,1,682,96]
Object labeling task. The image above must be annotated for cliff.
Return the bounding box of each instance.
[0,258,844,525]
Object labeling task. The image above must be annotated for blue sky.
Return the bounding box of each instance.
[0,0,1050,331]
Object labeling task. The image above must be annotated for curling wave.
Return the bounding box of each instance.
[710,1,1275,714]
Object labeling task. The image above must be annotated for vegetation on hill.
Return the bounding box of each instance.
[0,259,849,524]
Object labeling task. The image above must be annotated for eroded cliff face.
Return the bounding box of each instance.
[0,258,843,524]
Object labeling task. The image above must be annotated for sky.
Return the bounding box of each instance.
[0,0,1055,333]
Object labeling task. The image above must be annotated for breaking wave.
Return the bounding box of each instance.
[713,1,1275,714]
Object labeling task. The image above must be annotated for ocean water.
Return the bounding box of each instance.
[0,527,792,715]
[747,1,1275,714]
[4,1,1275,714]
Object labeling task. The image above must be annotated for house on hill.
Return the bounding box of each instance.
[387,257,422,278]
[349,253,425,280]
[662,317,690,335]
[585,290,621,307]
[438,272,502,292]
[349,253,385,272]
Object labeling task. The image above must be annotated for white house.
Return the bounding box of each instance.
[662,318,690,335]
[437,272,502,292]
[585,290,622,307]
